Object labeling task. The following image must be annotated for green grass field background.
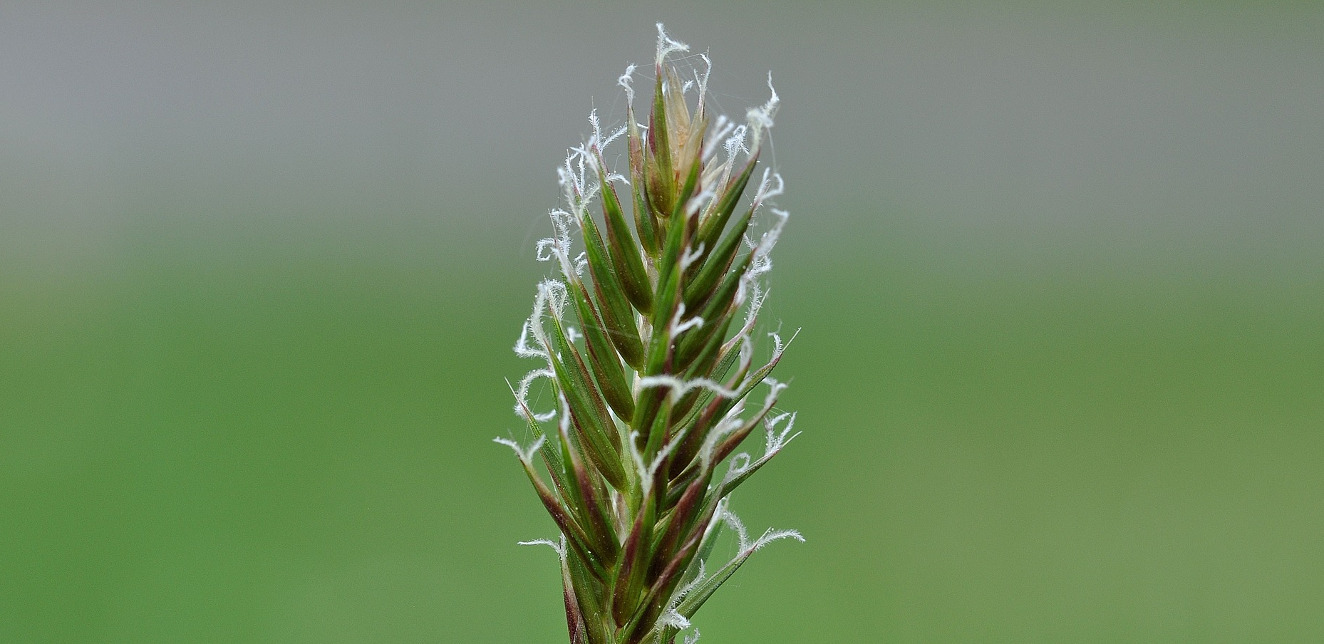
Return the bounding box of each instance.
[3,2,1322,641]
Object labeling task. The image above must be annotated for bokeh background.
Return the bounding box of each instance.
[3,1,1322,641]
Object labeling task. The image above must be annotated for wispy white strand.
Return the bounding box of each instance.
[513,320,547,360]
[586,110,628,155]
[493,434,546,464]
[675,560,707,601]
[517,537,566,559]
[704,377,788,473]
[738,284,766,334]
[511,279,578,421]
[694,53,712,116]
[727,452,751,477]
[637,375,740,402]
[618,64,637,105]
[667,302,688,334]
[753,169,785,208]
[674,315,704,335]
[698,410,749,469]
[655,23,690,67]
[536,219,575,278]
[668,302,704,336]
[720,505,751,552]
[714,384,799,490]
[734,206,789,306]
[686,188,716,217]
[659,609,691,631]
[736,332,754,374]
[724,124,750,161]
[755,208,790,262]
[626,430,647,488]
[770,327,800,361]
[512,367,556,420]
[680,242,706,271]
[763,409,799,453]
[702,115,734,164]
[747,72,779,150]
[749,527,805,552]
[717,505,803,555]
[544,280,570,320]
[588,110,603,150]
[626,430,685,498]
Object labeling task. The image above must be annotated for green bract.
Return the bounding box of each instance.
[499,24,801,644]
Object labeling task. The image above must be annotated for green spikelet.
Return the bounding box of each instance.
[499,24,802,644]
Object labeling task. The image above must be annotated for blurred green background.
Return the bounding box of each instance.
[3,2,1322,641]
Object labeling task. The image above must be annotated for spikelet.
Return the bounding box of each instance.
[498,24,801,644]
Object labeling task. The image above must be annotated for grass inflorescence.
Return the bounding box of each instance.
[497,25,801,644]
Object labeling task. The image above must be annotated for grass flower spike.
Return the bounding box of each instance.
[499,24,801,644]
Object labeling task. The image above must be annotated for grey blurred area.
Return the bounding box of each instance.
[2,1,1321,279]
[3,2,1323,641]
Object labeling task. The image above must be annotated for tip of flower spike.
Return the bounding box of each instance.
[517,537,566,559]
